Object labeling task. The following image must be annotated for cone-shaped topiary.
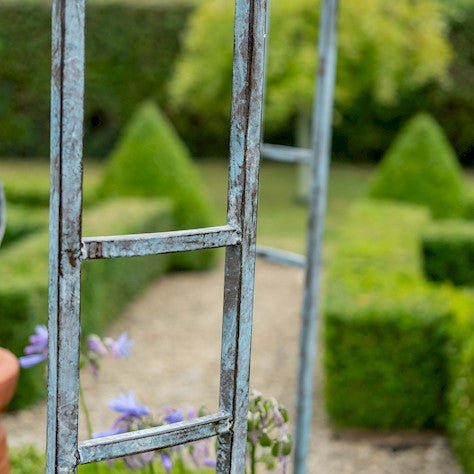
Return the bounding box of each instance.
[99,101,216,269]
[369,113,465,218]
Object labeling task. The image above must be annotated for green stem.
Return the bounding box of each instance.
[148,462,157,474]
[250,443,257,474]
[79,381,94,439]
[177,454,186,474]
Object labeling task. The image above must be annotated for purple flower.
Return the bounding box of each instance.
[19,353,48,369]
[160,453,173,472]
[105,332,133,359]
[25,325,48,353]
[190,439,216,468]
[87,335,108,356]
[19,325,48,368]
[94,392,150,443]
[123,452,155,471]
[164,409,184,424]
[92,425,126,439]
[109,392,150,418]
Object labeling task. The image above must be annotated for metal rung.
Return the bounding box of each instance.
[261,143,312,163]
[256,245,306,268]
[82,225,240,260]
[79,412,231,464]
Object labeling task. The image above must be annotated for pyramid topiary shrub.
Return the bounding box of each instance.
[99,101,216,270]
[369,113,466,218]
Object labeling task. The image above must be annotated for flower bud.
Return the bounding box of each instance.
[259,430,272,447]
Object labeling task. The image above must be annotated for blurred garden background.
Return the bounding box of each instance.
[0,0,474,472]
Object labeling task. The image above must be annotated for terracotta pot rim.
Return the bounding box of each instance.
[0,349,19,385]
[0,348,20,413]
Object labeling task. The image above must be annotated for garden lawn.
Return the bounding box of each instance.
[196,160,374,254]
[0,158,374,251]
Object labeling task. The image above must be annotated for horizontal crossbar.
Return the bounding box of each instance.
[261,143,312,164]
[256,245,306,268]
[78,412,231,464]
[82,225,240,260]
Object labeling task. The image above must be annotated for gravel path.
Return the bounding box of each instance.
[3,260,463,473]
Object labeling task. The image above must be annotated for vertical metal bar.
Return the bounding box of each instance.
[47,0,85,471]
[218,0,267,472]
[294,0,339,472]
[259,0,271,145]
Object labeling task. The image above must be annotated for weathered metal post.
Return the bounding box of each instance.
[46,0,267,472]
[47,0,85,470]
[294,0,339,472]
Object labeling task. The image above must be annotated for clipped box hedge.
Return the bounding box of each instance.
[449,336,474,474]
[324,201,452,428]
[368,114,466,219]
[422,220,474,286]
[1,198,173,409]
[445,289,474,474]
[99,101,217,270]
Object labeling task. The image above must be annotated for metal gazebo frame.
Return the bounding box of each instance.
[44,0,338,470]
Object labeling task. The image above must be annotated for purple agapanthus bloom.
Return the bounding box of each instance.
[190,439,216,468]
[19,325,48,368]
[105,332,133,359]
[164,409,184,424]
[87,334,108,356]
[109,392,150,418]
[94,392,150,441]
[92,425,127,439]
[160,453,173,473]
[123,452,155,471]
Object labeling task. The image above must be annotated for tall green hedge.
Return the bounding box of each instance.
[1,198,172,409]
[369,113,466,218]
[0,0,193,158]
[1,0,472,163]
[324,201,451,428]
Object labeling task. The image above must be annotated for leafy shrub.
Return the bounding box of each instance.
[1,198,173,409]
[0,0,193,158]
[332,2,474,165]
[324,201,451,428]
[430,3,474,164]
[422,220,474,286]
[170,0,450,144]
[99,101,216,270]
[369,113,466,218]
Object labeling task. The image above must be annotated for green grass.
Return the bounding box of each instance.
[10,445,212,474]
[0,158,374,252]
[197,160,373,254]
